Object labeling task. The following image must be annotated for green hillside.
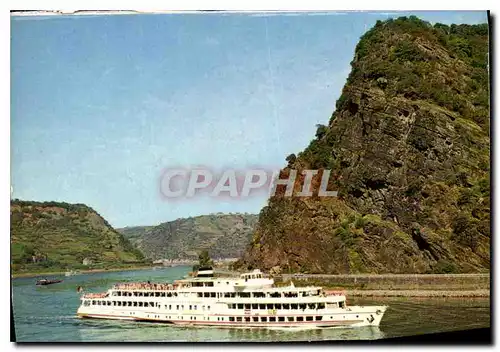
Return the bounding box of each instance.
[11,199,145,274]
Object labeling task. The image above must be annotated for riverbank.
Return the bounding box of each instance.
[343,289,490,297]
[11,265,157,279]
[275,273,490,297]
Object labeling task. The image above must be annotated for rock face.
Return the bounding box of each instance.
[118,213,258,260]
[238,17,490,274]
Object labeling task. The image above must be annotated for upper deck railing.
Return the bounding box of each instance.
[112,282,176,291]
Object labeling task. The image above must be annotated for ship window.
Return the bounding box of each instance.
[287,317,294,322]
[128,302,132,306]
[252,317,259,322]
[237,304,243,309]
[151,302,155,307]
[139,302,143,307]
[197,293,203,298]
[252,304,258,309]
[299,304,307,310]
[316,316,323,321]
[236,317,242,322]
[207,306,210,310]
[207,282,214,287]
[169,305,172,310]
[339,301,345,308]
[259,304,266,310]
[297,317,303,322]
[244,304,251,310]
[155,292,159,297]
[275,304,282,310]
[269,317,276,322]
[270,292,281,298]
[239,292,251,298]
[283,304,290,309]
[318,303,325,309]
[261,317,267,322]
[229,317,235,322]
[266,304,273,310]
[108,301,111,306]
[92,300,96,305]
[84,301,89,306]
[112,301,116,306]
[290,292,298,298]
[210,292,216,298]
[253,292,265,298]
[176,305,179,310]
[306,316,314,321]
[189,305,192,310]
[308,303,316,309]
[194,305,197,310]
[245,317,251,322]
[117,292,121,296]
[134,302,137,307]
[278,317,285,322]
[161,292,166,297]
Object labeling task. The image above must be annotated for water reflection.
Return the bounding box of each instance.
[75,318,385,342]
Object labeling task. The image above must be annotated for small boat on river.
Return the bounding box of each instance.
[36,279,63,286]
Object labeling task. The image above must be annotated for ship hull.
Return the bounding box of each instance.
[77,306,387,328]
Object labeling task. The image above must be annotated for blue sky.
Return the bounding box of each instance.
[11,11,488,227]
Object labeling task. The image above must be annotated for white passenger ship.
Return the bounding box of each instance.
[77,268,387,328]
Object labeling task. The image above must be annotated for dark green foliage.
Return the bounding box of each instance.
[315,124,328,139]
[192,250,214,271]
[285,153,297,166]
[433,259,458,274]
[452,213,480,251]
[393,41,428,62]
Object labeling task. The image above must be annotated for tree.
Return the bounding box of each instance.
[315,124,328,139]
[193,250,213,271]
[285,153,297,166]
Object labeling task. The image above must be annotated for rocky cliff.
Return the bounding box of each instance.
[238,17,490,274]
[118,213,258,260]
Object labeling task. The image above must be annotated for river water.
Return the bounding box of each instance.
[11,266,490,342]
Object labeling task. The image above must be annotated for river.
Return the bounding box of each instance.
[11,266,490,342]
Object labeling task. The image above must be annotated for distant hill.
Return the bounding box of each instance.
[11,199,145,273]
[117,214,258,260]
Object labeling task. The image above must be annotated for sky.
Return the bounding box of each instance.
[11,11,488,227]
